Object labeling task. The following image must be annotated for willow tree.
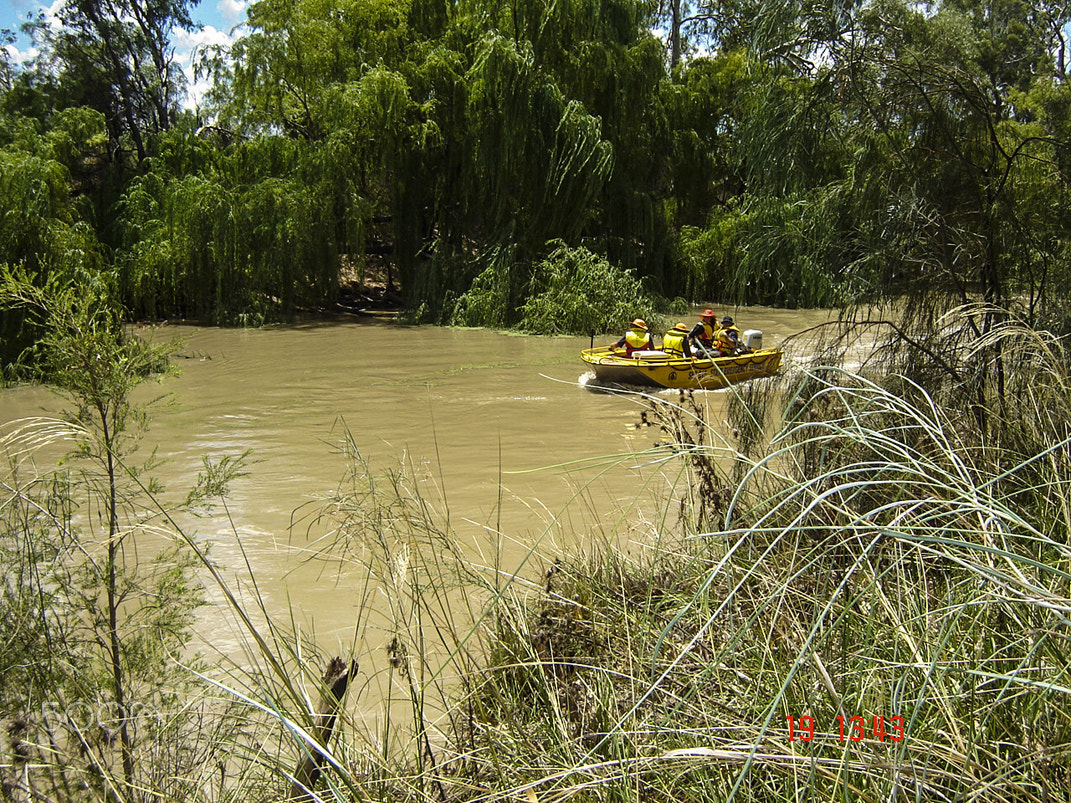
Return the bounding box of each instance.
[204,0,434,310]
[524,0,675,286]
[122,0,435,323]
[425,33,615,325]
[114,124,364,323]
[411,0,681,321]
[0,107,108,369]
[0,111,107,277]
[214,0,665,323]
[221,0,415,138]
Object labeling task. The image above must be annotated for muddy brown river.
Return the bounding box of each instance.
[1,307,832,727]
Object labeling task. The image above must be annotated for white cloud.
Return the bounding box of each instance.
[173,23,235,55]
[217,0,248,29]
[4,0,37,17]
[3,0,244,111]
[171,1,250,109]
[2,0,61,69]
[3,42,38,66]
[40,0,64,33]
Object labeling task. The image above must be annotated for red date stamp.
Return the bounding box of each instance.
[786,715,905,742]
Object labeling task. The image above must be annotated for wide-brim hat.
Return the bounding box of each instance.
[721,316,734,325]
[632,319,647,329]
[673,322,689,332]
[701,309,715,318]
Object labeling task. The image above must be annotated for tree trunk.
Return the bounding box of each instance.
[290,658,357,802]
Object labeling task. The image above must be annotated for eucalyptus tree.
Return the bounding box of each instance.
[650,0,872,307]
[670,22,855,306]
[670,0,1071,361]
[676,65,851,308]
[27,0,199,164]
[1,29,13,91]
[768,0,1071,445]
[832,1,1071,315]
[675,0,860,68]
[1038,0,1071,76]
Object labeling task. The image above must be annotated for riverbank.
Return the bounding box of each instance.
[3,305,1068,801]
[242,319,1067,801]
[255,354,1071,801]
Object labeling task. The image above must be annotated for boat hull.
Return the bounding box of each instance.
[581,346,783,390]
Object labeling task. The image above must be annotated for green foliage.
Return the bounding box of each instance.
[1,276,174,406]
[515,242,657,334]
[0,114,106,275]
[434,323,1071,800]
[224,0,414,137]
[25,0,197,162]
[445,244,520,328]
[5,0,1071,342]
[115,132,353,323]
[0,106,111,369]
[0,274,221,801]
[446,241,659,333]
[681,191,844,308]
[663,52,749,228]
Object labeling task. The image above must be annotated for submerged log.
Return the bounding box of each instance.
[290,657,357,802]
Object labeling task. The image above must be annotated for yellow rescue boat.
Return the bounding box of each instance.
[580,345,783,390]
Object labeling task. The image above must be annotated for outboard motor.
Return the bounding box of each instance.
[742,330,763,351]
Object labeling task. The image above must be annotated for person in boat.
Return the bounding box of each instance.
[661,322,693,358]
[715,315,742,356]
[688,309,718,357]
[614,319,653,356]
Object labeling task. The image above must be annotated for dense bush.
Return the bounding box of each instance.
[516,242,658,335]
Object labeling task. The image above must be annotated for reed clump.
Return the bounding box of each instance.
[425,353,1071,801]
[251,317,1061,802]
[325,310,1071,802]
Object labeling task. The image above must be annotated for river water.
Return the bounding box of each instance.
[0,307,831,724]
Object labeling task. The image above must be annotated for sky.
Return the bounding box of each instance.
[1,0,249,107]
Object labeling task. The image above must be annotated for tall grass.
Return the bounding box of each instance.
[232,316,1070,801]
[4,310,1071,801]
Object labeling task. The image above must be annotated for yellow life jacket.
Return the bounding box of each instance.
[694,322,715,348]
[624,327,650,352]
[663,329,688,357]
[716,325,741,354]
